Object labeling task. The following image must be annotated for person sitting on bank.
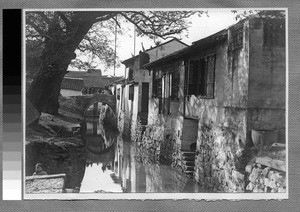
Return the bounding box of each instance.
[33,163,48,176]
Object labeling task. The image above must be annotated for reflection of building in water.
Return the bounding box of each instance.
[82,115,201,193]
[85,119,116,148]
[85,101,118,132]
[112,136,201,193]
[80,120,121,193]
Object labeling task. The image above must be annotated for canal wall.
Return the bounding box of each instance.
[244,151,286,193]
[194,123,245,192]
[25,174,66,193]
[245,163,286,193]
[133,114,177,165]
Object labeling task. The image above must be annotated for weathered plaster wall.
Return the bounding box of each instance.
[147,40,187,63]
[247,108,286,143]
[133,69,150,83]
[123,85,133,137]
[182,22,249,119]
[60,89,81,97]
[148,70,159,125]
[248,18,285,109]
[248,18,286,143]
[115,84,124,133]
[130,84,140,138]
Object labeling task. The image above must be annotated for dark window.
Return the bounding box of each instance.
[187,60,199,95]
[128,68,133,81]
[129,85,134,100]
[121,86,125,110]
[228,23,244,51]
[152,64,179,114]
[160,74,171,114]
[171,68,179,100]
[117,88,120,100]
[152,70,162,98]
[186,54,216,98]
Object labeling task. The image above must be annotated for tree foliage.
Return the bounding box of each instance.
[231,10,285,21]
[26,11,205,77]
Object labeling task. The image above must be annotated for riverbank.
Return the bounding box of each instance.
[25,96,86,191]
[26,96,84,149]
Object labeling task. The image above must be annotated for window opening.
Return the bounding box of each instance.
[186,54,216,98]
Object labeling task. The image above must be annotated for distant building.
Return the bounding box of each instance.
[60,69,122,97]
[60,77,84,96]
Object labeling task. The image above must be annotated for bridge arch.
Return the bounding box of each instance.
[77,93,116,114]
[83,100,116,117]
[77,93,117,128]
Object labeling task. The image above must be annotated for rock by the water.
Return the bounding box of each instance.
[39,112,81,136]
[26,99,40,126]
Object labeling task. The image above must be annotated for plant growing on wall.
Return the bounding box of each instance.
[137,124,164,164]
[131,116,143,144]
[159,133,175,165]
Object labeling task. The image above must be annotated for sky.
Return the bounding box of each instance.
[69,9,239,77]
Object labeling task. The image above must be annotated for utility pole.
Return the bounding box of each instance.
[133,25,136,56]
[114,15,117,77]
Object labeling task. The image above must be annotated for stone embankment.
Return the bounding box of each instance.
[25,174,66,193]
[245,156,286,193]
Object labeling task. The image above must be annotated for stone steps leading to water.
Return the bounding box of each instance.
[181,150,196,178]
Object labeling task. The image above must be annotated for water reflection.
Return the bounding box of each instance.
[81,115,203,193]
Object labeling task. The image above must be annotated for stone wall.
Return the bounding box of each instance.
[194,123,245,192]
[25,174,66,193]
[135,115,178,166]
[245,160,286,193]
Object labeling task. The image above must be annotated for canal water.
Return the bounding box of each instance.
[79,113,203,193]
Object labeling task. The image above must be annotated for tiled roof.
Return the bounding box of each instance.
[83,76,123,87]
[143,17,256,68]
[143,27,229,68]
[65,71,88,79]
[61,78,85,91]
[122,38,188,65]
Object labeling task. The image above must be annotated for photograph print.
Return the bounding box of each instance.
[24,9,287,199]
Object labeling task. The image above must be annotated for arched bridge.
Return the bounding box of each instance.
[75,93,116,115]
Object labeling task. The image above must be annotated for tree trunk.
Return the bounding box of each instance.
[26,13,99,115]
[26,45,75,115]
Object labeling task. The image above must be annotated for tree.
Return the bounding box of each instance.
[231,10,285,21]
[26,10,205,115]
